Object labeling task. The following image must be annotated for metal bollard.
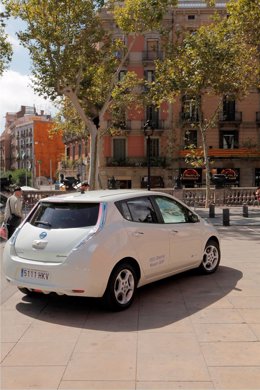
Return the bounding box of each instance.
[209,204,215,218]
[223,208,230,226]
[242,204,248,218]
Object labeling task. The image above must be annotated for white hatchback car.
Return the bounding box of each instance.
[3,190,221,310]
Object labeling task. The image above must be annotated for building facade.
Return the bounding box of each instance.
[60,1,260,188]
[1,106,65,187]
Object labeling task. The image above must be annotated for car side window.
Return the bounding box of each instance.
[116,197,158,223]
[154,196,191,224]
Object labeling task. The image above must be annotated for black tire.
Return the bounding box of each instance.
[199,239,220,274]
[18,287,38,296]
[103,262,137,311]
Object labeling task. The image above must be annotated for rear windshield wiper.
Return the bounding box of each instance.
[35,220,52,227]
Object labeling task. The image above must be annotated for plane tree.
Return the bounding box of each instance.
[0,11,12,76]
[151,19,258,206]
[3,0,177,188]
[227,0,260,47]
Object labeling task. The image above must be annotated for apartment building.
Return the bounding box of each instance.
[64,0,260,188]
[1,106,65,187]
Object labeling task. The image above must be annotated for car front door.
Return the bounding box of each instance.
[153,196,203,272]
[120,197,171,279]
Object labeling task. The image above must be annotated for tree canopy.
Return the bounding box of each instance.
[0,11,12,76]
[3,0,177,187]
[227,0,260,46]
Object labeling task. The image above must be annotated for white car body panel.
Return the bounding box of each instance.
[3,190,220,299]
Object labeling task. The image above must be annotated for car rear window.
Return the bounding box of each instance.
[29,202,100,229]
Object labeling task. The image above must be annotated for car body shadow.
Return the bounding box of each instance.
[15,265,242,332]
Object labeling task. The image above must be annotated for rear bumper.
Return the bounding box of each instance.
[3,244,108,298]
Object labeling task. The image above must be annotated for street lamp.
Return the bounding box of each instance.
[143,120,154,191]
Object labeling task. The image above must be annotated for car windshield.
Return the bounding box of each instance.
[29,202,100,229]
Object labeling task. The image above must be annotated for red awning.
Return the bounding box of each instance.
[182,169,199,179]
[221,168,237,177]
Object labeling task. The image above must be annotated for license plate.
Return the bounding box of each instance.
[21,268,49,280]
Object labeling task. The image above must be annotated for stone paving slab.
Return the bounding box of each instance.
[1,224,260,389]
[195,205,260,226]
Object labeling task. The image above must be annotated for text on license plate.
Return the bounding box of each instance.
[21,268,49,280]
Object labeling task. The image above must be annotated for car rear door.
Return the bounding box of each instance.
[119,196,171,279]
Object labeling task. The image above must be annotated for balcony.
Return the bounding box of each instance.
[179,148,260,159]
[179,112,200,125]
[219,111,242,124]
[142,50,163,64]
[106,156,168,168]
[141,120,166,132]
[107,120,132,132]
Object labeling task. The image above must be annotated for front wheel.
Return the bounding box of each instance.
[103,262,137,311]
[199,239,220,274]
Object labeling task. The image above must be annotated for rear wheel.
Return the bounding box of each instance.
[18,287,40,296]
[199,239,220,274]
[103,262,137,311]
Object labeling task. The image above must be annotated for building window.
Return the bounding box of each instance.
[118,70,127,81]
[188,15,196,20]
[146,39,159,60]
[113,138,126,160]
[223,97,236,121]
[145,70,155,82]
[220,130,239,149]
[181,95,200,122]
[147,138,159,158]
[184,130,198,147]
[72,145,76,160]
[78,143,82,157]
[146,105,159,128]
[255,168,260,186]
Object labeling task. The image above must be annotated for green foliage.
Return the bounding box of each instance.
[113,0,178,33]
[0,11,13,76]
[2,169,32,187]
[51,98,87,140]
[154,20,258,101]
[227,0,260,46]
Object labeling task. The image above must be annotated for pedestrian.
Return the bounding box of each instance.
[4,186,23,238]
[255,186,260,202]
[79,181,90,193]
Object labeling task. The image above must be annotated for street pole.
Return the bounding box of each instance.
[147,134,151,190]
[144,120,154,191]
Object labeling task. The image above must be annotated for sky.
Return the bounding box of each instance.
[0,3,56,133]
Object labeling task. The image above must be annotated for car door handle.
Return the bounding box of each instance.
[132,231,144,237]
[32,240,48,249]
[171,230,179,234]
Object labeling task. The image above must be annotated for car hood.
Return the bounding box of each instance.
[14,222,93,262]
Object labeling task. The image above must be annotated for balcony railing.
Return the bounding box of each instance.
[179,112,200,124]
[107,120,132,131]
[142,50,163,62]
[179,148,260,158]
[106,156,168,168]
[219,111,242,123]
[141,120,166,131]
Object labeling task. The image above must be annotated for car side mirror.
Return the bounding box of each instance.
[188,212,199,223]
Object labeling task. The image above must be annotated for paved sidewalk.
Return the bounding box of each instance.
[195,205,260,227]
[1,223,260,389]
